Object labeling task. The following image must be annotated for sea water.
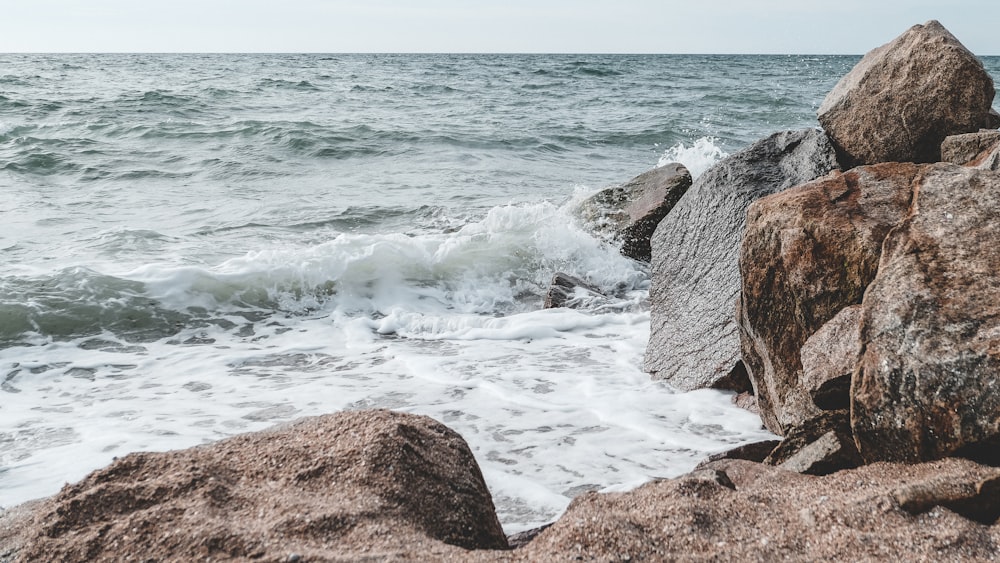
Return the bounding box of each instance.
[2,53,998,532]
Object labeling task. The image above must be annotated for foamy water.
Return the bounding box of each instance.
[10,53,991,531]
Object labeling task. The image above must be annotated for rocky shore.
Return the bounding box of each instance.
[5,20,1000,562]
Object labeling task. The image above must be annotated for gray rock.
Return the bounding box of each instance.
[818,20,996,166]
[941,130,1000,166]
[543,272,606,309]
[738,164,916,434]
[852,164,1000,464]
[645,129,839,391]
[576,163,692,262]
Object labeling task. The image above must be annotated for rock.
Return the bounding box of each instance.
[739,164,916,434]
[17,410,507,562]
[698,439,781,467]
[941,130,1000,166]
[818,20,996,166]
[518,457,1000,561]
[542,272,606,309]
[852,164,1000,463]
[764,411,861,476]
[645,129,839,391]
[990,108,1000,129]
[799,304,862,412]
[575,163,692,262]
[893,472,1000,524]
[731,390,759,413]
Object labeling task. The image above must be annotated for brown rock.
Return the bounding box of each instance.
[16,410,507,562]
[818,20,996,166]
[575,163,692,262]
[940,130,1000,166]
[738,164,916,434]
[893,472,1000,524]
[646,129,839,391]
[698,439,780,467]
[542,272,605,309]
[518,457,1000,561]
[799,304,862,411]
[764,411,861,476]
[852,164,1000,463]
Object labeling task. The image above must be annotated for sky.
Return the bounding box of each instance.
[1,0,997,55]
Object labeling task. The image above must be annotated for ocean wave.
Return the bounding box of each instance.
[656,136,729,178]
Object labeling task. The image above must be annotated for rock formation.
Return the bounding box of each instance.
[646,128,839,391]
[818,20,996,166]
[738,164,917,434]
[575,162,692,261]
[13,410,507,562]
[941,130,1000,171]
[517,458,1000,561]
[542,272,606,309]
[852,164,1000,463]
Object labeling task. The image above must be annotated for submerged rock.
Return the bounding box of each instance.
[576,163,692,262]
[646,128,839,391]
[542,272,606,309]
[738,164,916,434]
[16,410,507,562]
[818,20,996,166]
[852,164,1000,463]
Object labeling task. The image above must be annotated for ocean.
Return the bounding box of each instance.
[2,53,998,532]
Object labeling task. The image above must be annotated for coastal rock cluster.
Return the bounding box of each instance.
[4,19,1000,562]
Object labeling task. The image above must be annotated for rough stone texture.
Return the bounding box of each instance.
[799,304,862,412]
[10,436,1000,561]
[646,129,839,391]
[818,20,996,166]
[764,411,861,476]
[542,272,605,309]
[517,457,1000,561]
[739,164,916,434]
[575,163,692,262]
[15,410,507,562]
[941,130,1000,166]
[852,164,1000,463]
[697,439,781,467]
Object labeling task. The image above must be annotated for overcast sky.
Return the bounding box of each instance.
[2,1,997,55]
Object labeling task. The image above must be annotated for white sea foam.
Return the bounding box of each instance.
[0,199,775,532]
[657,136,729,178]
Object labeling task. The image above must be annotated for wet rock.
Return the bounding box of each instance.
[543,272,606,309]
[576,163,692,262]
[818,20,996,166]
[940,130,1000,166]
[764,411,861,476]
[646,129,839,391]
[852,164,1000,463]
[17,410,507,562]
[739,164,916,434]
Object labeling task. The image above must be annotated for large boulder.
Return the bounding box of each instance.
[645,129,839,391]
[519,457,1000,560]
[738,164,917,434]
[576,163,692,261]
[818,20,996,166]
[15,410,507,561]
[852,164,1000,463]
